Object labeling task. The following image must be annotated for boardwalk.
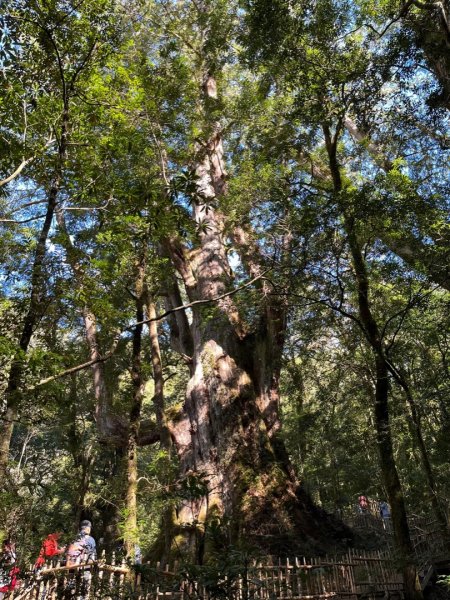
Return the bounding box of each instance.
[7,551,404,600]
[6,515,448,600]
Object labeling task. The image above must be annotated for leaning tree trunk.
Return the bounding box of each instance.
[323,124,422,600]
[0,102,68,479]
[0,196,55,478]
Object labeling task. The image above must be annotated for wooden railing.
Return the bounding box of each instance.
[6,550,405,600]
[344,512,448,590]
[6,515,447,599]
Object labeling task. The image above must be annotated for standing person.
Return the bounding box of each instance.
[66,520,96,600]
[0,539,19,599]
[379,501,391,529]
[34,532,65,570]
[358,494,369,513]
[379,500,391,519]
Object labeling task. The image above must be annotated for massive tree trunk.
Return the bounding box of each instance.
[324,124,422,600]
[162,69,351,560]
[169,296,349,558]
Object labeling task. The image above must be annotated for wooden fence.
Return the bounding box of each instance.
[6,549,405,600]
[345,513,448,583]
[6,514,447,600]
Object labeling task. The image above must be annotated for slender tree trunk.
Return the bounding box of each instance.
[67,375,94,527]
[124,255,146,560]
[387,366,450,544]
[373,357,421,600]
[323,123,422,600]
[147,296,172,452]
[0,103,68,479]
[54,208,124,442]
[146,294,177,561]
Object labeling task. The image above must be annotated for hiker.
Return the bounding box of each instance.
[379,500,391,528]
[34,532,65,570]
[358,494,369,513]
[66,520,96,600]
[66,520,96,567]
[0,539,19,599]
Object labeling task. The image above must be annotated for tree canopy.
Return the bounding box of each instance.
[0,1,449,596]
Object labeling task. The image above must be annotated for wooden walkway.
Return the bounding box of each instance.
[6,515,448,599]
[7,550,405,600]
[345,513,449,589]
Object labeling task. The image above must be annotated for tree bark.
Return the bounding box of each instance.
[67,386,94,528]
[146,294,178,561]
[0,102,68,479]
[124,255,146,560]
[161,66,352,559]
[387,364,450,546]
[147,296,172,452]
[323,123,422,600]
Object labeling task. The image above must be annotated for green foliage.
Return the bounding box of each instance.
[0,0,449,568]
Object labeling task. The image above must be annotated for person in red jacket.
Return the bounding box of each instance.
[358,494,369,513]
[0,539,19,599]
[34,533,65,570]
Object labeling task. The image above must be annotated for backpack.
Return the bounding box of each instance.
[35,534,61,570]
[42,536,59,558]
[66,538,86,567]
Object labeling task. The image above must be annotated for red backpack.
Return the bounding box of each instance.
[35,534,61,569]
[43,536,59,557]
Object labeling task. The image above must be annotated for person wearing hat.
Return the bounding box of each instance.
[66,520,96,567]
[66,520,96,600]
[79,521,96,564]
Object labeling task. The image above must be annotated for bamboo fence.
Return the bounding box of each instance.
[5,549,405,600]
[5,515,447,600]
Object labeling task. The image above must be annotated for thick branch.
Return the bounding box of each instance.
[0,139,55,188]
[29,271,269,390]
